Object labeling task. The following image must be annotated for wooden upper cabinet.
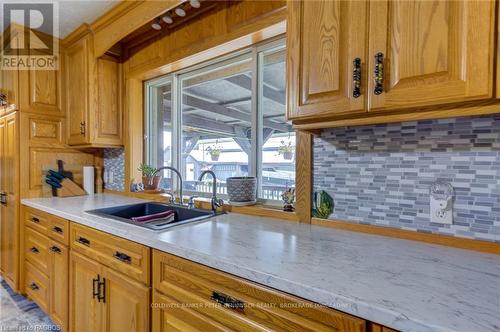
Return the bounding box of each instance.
[287,0,368,120]
[0,63,19,117]
[95,58,122,146]
[0,30,19,115]
[288,0,497,126]
[64,28,123,147]
[65,35,90,146]
[368,0,495,111]
[19,67,63,116]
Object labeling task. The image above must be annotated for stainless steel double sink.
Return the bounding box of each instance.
[86,202,220,231]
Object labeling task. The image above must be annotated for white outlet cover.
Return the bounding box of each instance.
[430,197,453,225]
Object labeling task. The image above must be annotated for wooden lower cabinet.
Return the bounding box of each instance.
[69,251,150,332]
[24,222,69,331]
[369,322,397,332]
[0,113,19,291]
[152,290,231,332]
[153,250,366,332]
[69,251,103,332]
[48,240,69,330]
[22,209,397,332]
[103,266,150,332]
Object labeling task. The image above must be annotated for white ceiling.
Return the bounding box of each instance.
[1,0,119,38]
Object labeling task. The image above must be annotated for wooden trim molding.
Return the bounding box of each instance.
[295,131,312,223]
[293,100,500,130]
[92,1,181,58]
[312,218,500,255]
[105,190,300,222]
[61,23,92,47]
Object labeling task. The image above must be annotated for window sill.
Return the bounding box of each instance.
[112,190,299,222]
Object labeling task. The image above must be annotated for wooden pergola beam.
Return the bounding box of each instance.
[163,94,290,132]
[224,75,286,105]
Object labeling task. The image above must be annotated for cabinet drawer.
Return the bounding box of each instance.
[153,251,366,332]
[24,207,69,245]
[25,227,50,274]
[25,261,50,312]
[152,290,231,332]
[25,208,51,234]
[70,223,150,284]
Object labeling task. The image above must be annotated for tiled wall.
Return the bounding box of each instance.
[313,115,500,242]
[103,148,125,192]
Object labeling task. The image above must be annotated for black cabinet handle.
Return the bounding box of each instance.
[80,121,86,136]
[52,226,63,234]
[352,57,361,98]
[29,283,39,291]
[211,291,245,311]
[30,247,39,253]
[113,251,131,264]
[98,278,106,303]
[374,52,384,95]
[31,217,40,223]
[49,246,61,254]
[0,192,6,205]
[92,275,100,299]
[77,237,90,246]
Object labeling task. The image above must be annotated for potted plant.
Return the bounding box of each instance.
[206,143,221,161]
[278,140,294,160]
[137,163,161,191]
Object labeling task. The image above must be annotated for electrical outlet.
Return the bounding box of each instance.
[108,171,114,183]
[430,197,453,224]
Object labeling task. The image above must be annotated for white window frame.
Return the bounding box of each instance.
[144,37,289,204]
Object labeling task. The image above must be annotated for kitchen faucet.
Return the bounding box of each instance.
[198,170,223,212]
[155,166,185,206]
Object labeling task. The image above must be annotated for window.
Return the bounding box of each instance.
[145,38,293,203]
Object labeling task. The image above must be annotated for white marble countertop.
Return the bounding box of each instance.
[21,194,500,332]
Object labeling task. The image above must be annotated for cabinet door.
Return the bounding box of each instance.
[19,68,62,115]
[48,241,68,331]
[1,113,18,290]
[0,35,19,113]
[287,0,368,120]
[65,37,90,145]
[69,251,103,332]
[0,118,4,274]
[94,58,122,146]
[368,0,495,111]
[152,291,227,332]
[102,266,149,332]
[0,69,19,112]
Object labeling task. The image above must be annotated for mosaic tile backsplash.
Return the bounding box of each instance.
[313,115,500,242]
[103,148,125,192]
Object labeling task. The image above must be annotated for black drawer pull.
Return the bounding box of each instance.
[113,252,131,264]
[49,246,61,254]
[31,217,40,223]
[30,247,39,253]
[92,275,100,299]
[211,291,245,311]
[77,237,90,246]
[52,226,63,234]
[29,283,39,291]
